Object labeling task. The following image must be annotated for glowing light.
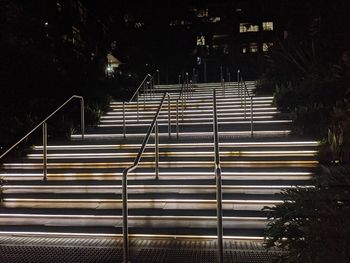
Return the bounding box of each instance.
[33,141,319,151]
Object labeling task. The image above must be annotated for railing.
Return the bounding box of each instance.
[129,74,151,103]
[0,95,85,180]
[213,89,223,263]
[124,71,161,136]
[122,92,172,263]
[237,70,254,137]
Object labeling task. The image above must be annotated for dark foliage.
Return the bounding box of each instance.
[264,165,350,263]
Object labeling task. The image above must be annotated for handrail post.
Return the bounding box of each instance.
[216,166,224,263]
[155,120,159,179]
[168,94,171,138]
[189,80,192,98]
[181,89,184,122]
[137,92,139,122]
[237,70,241,106]
[222,78,225,97]
[251,96,254,138]
[176,99,179,139]
[123,101,126,138]
[122,169,129,263]
[186,72,189,102]
[220,66,223,82]
[156,69,160,85]
[143,82,146,108]
[244,88,247,119]
[80,97,85,140]
[147,81,150,100]
[42,122,47,181]
[178,75,181,85]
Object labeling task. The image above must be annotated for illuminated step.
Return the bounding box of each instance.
[97,120,292,128]
[103,110,279,117]
[0,171,314,181]
[110,100,272,108]
[116,94,262,101]
[110,96,272,105]
[3,184,314,194]
[26,150,317,159]
[0,214,268,229]
[32,141,319,151]
[110,104,276,111]
[139,87,255,94]
[138,89,256,98]
[71,130,291,140]
[1,198,282,210]
[1,160,317,170]
[100,115,275,122]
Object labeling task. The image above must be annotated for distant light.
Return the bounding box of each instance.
[44,22,49,27]
[106,65,113,72]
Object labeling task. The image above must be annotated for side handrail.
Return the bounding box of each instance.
[237,70,254,137]
[0,95,84,180]
[129,74,151,102]
[122,92,171,263]
[0,95,84,160]
[213,89,224,263]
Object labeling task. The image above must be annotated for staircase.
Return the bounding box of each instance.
[0,82,318,246]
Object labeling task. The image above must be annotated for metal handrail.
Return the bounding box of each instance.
[122,92,172,263]
[152,69,160,85]
[129,74,151,102]
[0,95,84,180]
[237,70,254,137]
[238,70,251,98]
[178,72,188,123]
[213,89,223,263]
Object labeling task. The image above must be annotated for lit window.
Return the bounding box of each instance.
[169,20,191,26]
[210,17,221,23]
[196,8,208,18]
[240,23,259,33]
[134,22,144,28]
[263,22,273,31]
[249,43,258,53]
[263,42,273,52]
[197,36,205,46]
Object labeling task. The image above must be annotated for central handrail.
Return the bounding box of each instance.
[122,92,171,263]
[213,89,223,263]
[129,74,151,102]
[238,69,254,137]
[238,70,251,98]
